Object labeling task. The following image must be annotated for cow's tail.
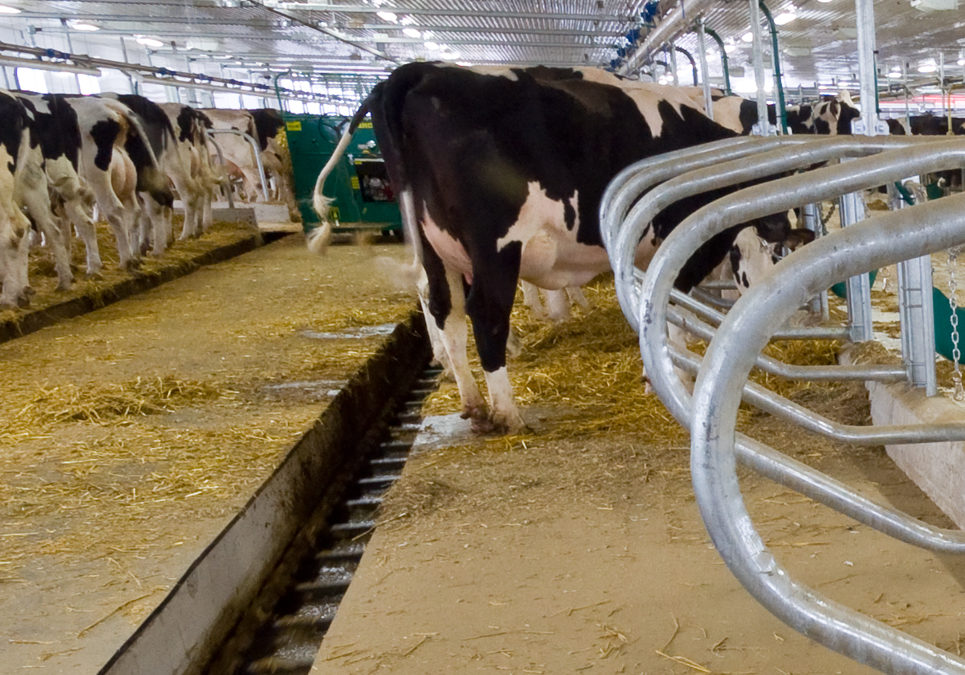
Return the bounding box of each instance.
[106,99,174,207]
[307,100,372,255]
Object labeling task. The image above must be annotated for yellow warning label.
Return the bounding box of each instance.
[350,176,360,190]
[286,121,302,131]
[359,121,373,129]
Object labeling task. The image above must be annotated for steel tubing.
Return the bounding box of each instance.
[615,135,946,331]
[669,288,850,341]
[672,348,965,447]
[668,306,908,382]
[690,190,965,673]
[635,137,965,423]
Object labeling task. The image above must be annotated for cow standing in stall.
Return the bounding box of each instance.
[312,63,808,433]
[200,108,264,203]
[160,103,221,237]
[15,93,101,279]
[65,95,169,271]
[249,108,298,218]
[0,92,36,307]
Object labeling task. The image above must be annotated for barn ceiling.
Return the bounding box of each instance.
[1,0,963,105]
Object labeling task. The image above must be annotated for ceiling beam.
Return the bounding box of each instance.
[275,3,634,23]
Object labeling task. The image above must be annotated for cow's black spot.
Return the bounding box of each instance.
[90,118,120,172]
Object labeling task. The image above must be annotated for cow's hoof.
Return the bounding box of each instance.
[56,281,73,292]
[16,294,31,308]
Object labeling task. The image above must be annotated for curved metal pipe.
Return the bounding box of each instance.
[691,189,965,673]
[635,137,965,427]
[704,27,732,95]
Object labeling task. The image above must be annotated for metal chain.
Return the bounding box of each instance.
[948,247,965,401]
[820,201,837,232]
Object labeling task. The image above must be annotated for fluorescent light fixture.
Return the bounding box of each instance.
[774,11,797,24]
[399,15,416,25]
[425,41,439,50]
[917,62,937,73]
[741,31,753,43]
[887,70,903,79]
[376,10,397,22]
[68,20,100,31]
[136,36,165,48]
[0,4,21,14]
[402,27,421,38]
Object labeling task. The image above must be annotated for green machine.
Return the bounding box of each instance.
[282,113,402,234]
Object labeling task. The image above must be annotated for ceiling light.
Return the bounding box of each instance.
[816,0,833,3]
[917,61,937,73]
[376,10,397,22]
[425,41,439,50]
[741,31,754,43]
[399,15,416,25]
[887,70,903,79]
[402,27,421,38]
[774,11,797,25]
[136,36,165,48]
[0,4,20,14]
[68,20,100,31]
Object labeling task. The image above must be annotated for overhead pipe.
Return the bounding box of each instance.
[0,39,347,105]
[620,0,718,75]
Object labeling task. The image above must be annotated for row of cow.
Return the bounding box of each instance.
[312,64,964,433]
[0,93,294,309]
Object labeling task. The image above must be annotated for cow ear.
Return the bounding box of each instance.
[785,228,816,250]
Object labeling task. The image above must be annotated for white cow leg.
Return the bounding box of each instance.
[482,366,527,433]
[66,201,102,277]
[436,267,487,423]
[520,280,547,319]
[565,286,590,309]
[542,288,571,322]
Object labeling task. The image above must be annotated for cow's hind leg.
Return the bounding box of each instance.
[422,248,487,426]
[466,254,527,433]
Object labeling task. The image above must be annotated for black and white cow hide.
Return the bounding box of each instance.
[313,63,806,433]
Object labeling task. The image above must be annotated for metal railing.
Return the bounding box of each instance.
[206,128,271,202]
[603,134,965,672]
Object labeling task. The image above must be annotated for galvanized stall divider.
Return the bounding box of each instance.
[603,136,965,672]
[206,128,271,202]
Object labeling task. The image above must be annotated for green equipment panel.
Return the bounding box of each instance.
[283,113,402,234]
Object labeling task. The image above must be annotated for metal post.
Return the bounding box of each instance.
[696,19,713,120]
[675,46,699,86]
[748,0,772,135]
[704,27,732,95]
[801,202,829,319]
[854,0,881,135]
[757,1,788,134]
[667,43,679,86]
[840,191,874,342]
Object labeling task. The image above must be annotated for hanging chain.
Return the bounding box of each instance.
[948,247,965,401]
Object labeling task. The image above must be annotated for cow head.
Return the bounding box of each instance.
[729,214,815,291]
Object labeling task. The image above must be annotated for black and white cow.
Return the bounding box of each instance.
[160,102,220,237]
[0,91,35,307]
[15,93,100,278]
[65,95,168,271]
[107,94,200,256]
[249,107,297,216]
[312,63,810,433]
